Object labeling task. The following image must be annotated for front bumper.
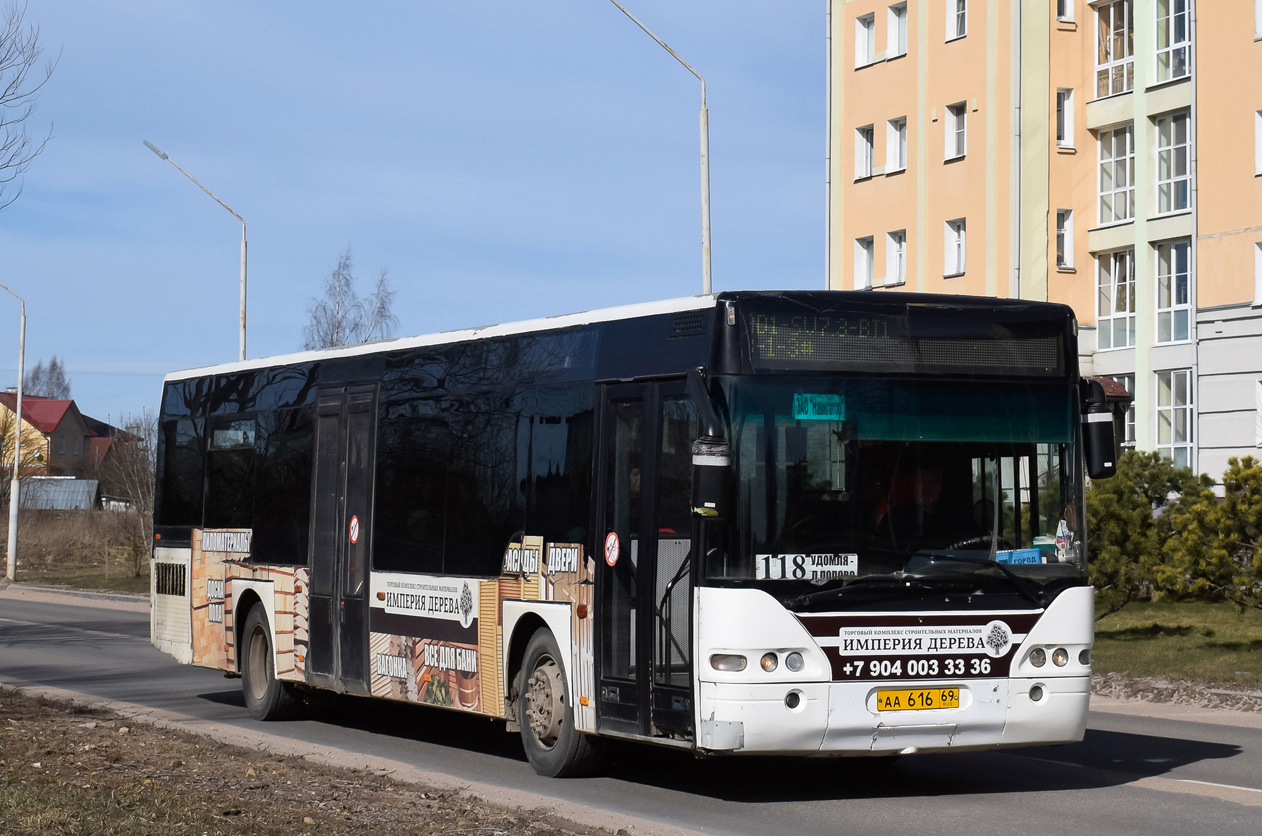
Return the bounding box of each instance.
[697,675,1090,756]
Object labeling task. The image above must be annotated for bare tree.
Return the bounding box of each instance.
[23,354,70,398]
[98,411,156,577]
[0,405,44,508]
[0,3,57,212]
[302,245,399,349]
[361,269,398,343]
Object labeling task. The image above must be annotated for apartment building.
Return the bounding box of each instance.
[827,0,1262,479]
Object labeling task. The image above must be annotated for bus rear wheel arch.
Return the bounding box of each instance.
[240,606,301,721]
[517,627,601,777]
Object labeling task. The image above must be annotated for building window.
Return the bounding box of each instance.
[886,230,907,285]
[1155,239,1191,343]
[1155,111,1190,214]
[1155,0,1190,83]
[855,236,875,289]
[1156,368,1194,468]
[1056,89,1075,148]
[1057,0,1075,23]
[856,14,876,67]
[886,117,907,171]
[1255,110,1262,175]
[1097,249,1135,350]
[1056,209,1074,269]
[1096,0,1134,98]
[1112,374,1137,450]
[945,103,967,160]
[855,125,875,179]
[1099,125,1134,225]
[1256,380,1262,448]
[944,219,966,276]
[888,3,908,57]
[1255,242,1262,305]
[947,0,967,40]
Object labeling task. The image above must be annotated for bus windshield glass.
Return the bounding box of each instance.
[708,375,1085,603]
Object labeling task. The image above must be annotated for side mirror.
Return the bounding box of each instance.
[1081,379,1117,479]
[691,436,730,519]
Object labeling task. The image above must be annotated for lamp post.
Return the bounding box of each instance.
[0,282,25,582]
[143,141,248,362]
[606,1,712,295]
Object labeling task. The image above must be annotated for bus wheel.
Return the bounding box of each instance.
[241,607,301,721]
[518,628,601,777]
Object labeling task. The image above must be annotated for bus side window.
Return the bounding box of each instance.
[204,417,257,529]
[158,416,204,527]
[657,398,697,535]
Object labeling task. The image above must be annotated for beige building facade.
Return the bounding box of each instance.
[827,0,1262,479]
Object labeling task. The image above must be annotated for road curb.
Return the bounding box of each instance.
[1090,695,1262,730]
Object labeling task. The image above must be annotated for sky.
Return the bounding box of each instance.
[0,2,825,426]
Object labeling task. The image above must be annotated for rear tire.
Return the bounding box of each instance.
[241,607,301,721]
[518,628,601,777]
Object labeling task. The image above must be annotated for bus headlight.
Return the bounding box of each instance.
[760,652,779,672]
[1029,648,1046,667]
[785,652,805,672]
[1052,648,1069,667]
[710,653,747,672]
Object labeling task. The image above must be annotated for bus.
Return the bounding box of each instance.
[150,290,1116,777]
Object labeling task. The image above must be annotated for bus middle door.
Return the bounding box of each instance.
[597,381,697,740]
[307,384,377,696]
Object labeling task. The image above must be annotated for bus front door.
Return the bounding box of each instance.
[597,382,697,740]
[307,385,377,696]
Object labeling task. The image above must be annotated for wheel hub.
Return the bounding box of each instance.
[247,629,268,701]
[525,659,564,748]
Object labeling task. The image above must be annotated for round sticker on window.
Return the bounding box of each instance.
[349,515,360,545]
[604,532,620,567]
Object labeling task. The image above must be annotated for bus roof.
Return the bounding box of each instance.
[163,292,718,383]
[162,289,1077,384]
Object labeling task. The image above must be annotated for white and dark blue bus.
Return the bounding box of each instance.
[150,291,1114,776]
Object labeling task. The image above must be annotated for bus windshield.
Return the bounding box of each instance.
[707,375,1086,603]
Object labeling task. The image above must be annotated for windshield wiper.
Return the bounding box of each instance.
[787,573,975,610]
[909,551,1047,608]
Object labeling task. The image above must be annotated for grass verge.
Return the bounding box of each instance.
[1093,600,1262,688]
[17,567,149,596]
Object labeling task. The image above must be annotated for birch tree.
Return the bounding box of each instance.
[302,245,399,349]
[0,3,57,211]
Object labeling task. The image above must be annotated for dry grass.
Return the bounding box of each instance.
[1,510,149,594]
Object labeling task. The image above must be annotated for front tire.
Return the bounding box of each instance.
[517,628,601,777]
[241,607,301,721]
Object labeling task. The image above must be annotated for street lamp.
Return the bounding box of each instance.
[0,281,24,582]
[143,140,249,362]
[606,1,712,295]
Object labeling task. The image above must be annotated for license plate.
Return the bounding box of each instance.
[876,687,960,712]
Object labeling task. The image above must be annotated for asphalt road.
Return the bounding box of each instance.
[2,586,1260,836]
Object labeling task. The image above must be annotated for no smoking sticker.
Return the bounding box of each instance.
[604,532,620,567]
[349,515,360,544]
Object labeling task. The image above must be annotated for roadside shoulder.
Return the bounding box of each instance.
[0,581,149,614]
[1091,695,1262,730]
